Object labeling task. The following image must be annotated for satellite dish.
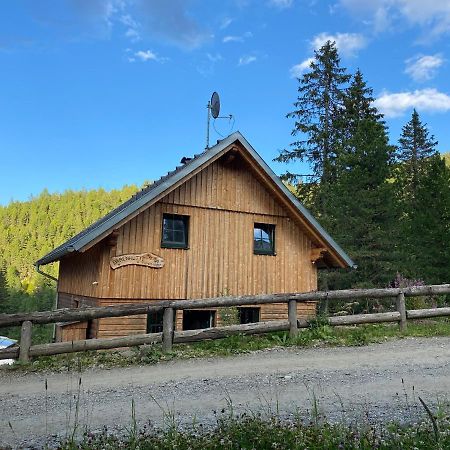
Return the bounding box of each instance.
[211,92,220,119]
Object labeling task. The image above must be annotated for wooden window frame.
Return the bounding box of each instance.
[253,223,276,256]
[161,213,190,249]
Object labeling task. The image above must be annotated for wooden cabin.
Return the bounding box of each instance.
[36,132,354,341]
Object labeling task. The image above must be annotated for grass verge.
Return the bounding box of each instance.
[60,406,450,450]
[2,319,449,373]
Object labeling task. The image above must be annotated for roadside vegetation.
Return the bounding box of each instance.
[2,319,448,373]
[58,400,450,450]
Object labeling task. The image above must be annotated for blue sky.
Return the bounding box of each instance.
[1,0,450,205]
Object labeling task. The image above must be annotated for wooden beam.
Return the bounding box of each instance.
[1,284,450,328]
[162,307,174,352]
[327,311,400,326]
[288,299,298,337]
[174,321,289,343]
[18,321,32,362]
[407,307,450,319]
[0,346,19,360]
[396,292,407,331]
[29,332,162,358]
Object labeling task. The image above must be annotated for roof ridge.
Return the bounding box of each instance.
[36,131,354,269]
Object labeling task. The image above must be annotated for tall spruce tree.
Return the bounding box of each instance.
[321,70,397,289]
[337,69,383,141]
[403,154,450,283]
[276,41,350,193]
[397,109,438,200]
[395,110,440,278]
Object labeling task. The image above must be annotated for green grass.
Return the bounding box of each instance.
[3,319,449,373]
[60,406,450,450]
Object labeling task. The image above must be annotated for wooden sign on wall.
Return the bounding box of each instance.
[110,253,165,270]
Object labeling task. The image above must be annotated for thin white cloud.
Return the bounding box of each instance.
[120,14,137,28]
[130,49,167,63]
[405,54,444,82]
[374,88,450,117]
[269,0,294,9]
[340,0,450,38]
[135,50,157,61]
[125,28,140,42]
[220,17,234,29]
[120,13,141,42]
[238,54,257,66]
[311,32,367,57]
[223,31,252,43]
[207,53,223,63]
[290,57,314,77]
[223,35,242,43]
[289,32,365,78]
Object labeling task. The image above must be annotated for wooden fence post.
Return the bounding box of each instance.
[19,320,33,362]
[288,299,298,338]
[162,307,174,352]
[396,292,407,332]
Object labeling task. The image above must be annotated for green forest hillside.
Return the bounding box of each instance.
[0,185,139,321]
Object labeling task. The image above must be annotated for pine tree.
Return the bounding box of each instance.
[397,109,438,200]
[405,155,450,283]
[276,41,351,187]
[320,70,397,289]
[324,119,397,289]
[338,69,383,141]
[395,110,440,278]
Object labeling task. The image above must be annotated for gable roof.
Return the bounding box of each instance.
[36,131,355,269]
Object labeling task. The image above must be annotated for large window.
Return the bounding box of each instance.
[253,223,275,255]
[161,213,189,249]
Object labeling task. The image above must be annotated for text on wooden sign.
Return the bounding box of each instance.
[110,253,165,270]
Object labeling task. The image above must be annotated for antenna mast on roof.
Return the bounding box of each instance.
[205,91,233,149]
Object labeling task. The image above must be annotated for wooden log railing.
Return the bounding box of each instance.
[0,284,449,361]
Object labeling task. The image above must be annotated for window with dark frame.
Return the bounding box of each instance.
[147,310,164,333]
[183,310,216,330]
[161,213,189,249]
[253,223,275,255]
[238,307,260,324]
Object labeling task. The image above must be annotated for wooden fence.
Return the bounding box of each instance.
[0,284,449,362]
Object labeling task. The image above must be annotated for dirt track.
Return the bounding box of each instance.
[1,336,449,448]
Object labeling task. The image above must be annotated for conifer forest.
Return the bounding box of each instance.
[0,41,449,337]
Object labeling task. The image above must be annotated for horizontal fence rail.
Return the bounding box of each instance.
[1,284,450,328]
[0,284,449,361]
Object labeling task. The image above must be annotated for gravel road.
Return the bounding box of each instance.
[1,337,449,448]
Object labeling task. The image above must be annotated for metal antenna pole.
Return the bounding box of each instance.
[206,101,210,149]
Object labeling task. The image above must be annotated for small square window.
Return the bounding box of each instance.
[254,223,275,255]
[238,307,260,324]
[161,214,189,249]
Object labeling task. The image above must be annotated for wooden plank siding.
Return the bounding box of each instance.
[58,246,102,298]
[58,153,319,338]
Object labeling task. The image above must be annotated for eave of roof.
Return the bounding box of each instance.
[36,131,355,269]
